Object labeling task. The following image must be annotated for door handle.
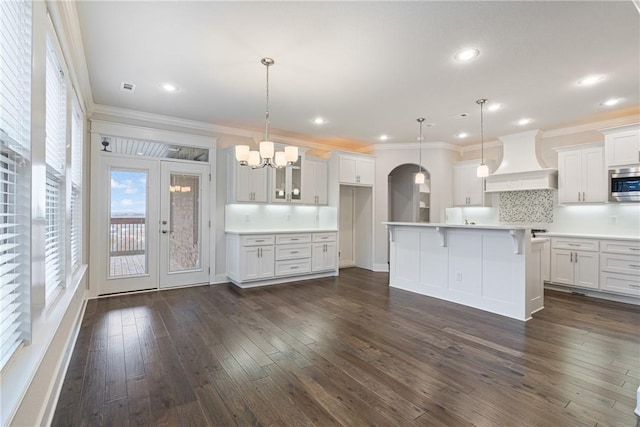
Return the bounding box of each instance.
[574,252,578,262]
[570,252,573,263]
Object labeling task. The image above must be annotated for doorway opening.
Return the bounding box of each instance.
[388,164,430,223]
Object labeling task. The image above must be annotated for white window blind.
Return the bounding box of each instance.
[0,0,31,370]
[45,34,66,299]
[70,102,83,270]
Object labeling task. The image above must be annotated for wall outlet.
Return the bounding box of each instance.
[456,272,462,281]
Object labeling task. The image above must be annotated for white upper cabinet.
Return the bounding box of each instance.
[339,155,375,186]
[602,125,640,168]
[453,161,490,207]
[228,150,268,203]
[557,144,605,204]
[302,157,328,205]
[270,153,303,203]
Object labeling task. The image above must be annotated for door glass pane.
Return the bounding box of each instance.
[291,157,302,201]
[169,173,201,272]
[110,170,147,277]
[274,168,286,201]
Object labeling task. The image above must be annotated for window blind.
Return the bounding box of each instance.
[0,0,31,370]
[45,33,66,299]
[70,103,83,270]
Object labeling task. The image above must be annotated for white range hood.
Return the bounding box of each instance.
[485,129,558,192]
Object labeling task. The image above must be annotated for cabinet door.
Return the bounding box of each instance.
[558,151,582,203]
[312,242,337,271]
[356,159,375,185]
[323,242,337,270]
[574,251,598,289]
[339,156,357,184]
[550,249,574,285]
[315,161,328,204]
[311,243,325,271]
[258,246,275,279]
[467,170,484,206]
[606,130,640,167]
[235,165,253,202]
[453,166,468,206]
[240,247,260,281]
[251,167,268,202]
[582,147,605,203]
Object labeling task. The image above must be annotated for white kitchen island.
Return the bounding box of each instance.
[384,222,545,321]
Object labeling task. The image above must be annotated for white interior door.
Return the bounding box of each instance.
[339,187,355,267]
[100,157,159,295]
[159,161,210,288]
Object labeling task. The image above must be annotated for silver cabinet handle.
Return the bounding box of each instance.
[162,230,168,234]
[629,264,640,268]
[570,252,573,263]
[291,251,299,254]
[629,248,640,251]
[578,191,581,201]
[583,192,586,201]
[255,239,265,242]
[575,252,578,262]
[290,266,299,269]
[628,284,640,289]
[567,244,580,247]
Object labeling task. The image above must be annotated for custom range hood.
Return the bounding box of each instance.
[485,129,558,192]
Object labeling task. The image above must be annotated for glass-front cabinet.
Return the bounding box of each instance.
[271,154,303,203]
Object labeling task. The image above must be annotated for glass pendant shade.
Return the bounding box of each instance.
[259,141,274,159]
[477,163,489,177]
[235,145,250,162]
[414,172,425,184]
[274,151,287,167]
[248,151,261,167]
[285,146,298,163]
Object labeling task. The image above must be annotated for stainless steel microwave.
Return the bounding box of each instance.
[609,167,640,202]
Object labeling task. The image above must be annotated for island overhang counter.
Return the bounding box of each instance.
[383,222,544,321]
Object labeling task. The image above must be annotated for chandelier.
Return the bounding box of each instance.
[235,58,298,168]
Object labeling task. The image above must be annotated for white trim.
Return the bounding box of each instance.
[212,274,230,284]
[374,141,462,153]
[552,141,604,153]
[598,122,640,135]
[543,115,639,138]
[544,283,640,306]
[460,139,502,154]
[90,120,217,148]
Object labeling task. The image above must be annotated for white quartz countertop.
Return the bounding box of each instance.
[537,232,640,241]
[383,222,530,231]
[225,229,338,235]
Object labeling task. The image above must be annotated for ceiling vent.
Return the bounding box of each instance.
[120,82,136,93]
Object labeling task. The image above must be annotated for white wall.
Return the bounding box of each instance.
[373,144,459,270]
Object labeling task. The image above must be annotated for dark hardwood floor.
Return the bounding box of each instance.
[52,268,640,427]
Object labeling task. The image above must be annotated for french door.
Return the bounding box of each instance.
[99,156,210,295]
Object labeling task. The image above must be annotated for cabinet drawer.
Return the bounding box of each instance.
[275,244,311,261]
[242,235,275,246]
[600,240,640,255]
[275,234,311,244]
[600,272,640,297]
[552,238,599,252]
[275,259,311,276]
[600,253,640,276]
[312,232,336,243]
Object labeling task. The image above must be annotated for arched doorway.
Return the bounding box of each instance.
[388,164,430,223]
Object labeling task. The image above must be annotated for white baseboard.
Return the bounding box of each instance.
[212,274,230,284]
[372,263,390,272]
[545,283,640,306]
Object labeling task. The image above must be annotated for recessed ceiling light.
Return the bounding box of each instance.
[313,117,325,125]
[576,75,604,86]
[379,134,389,141]
[162,83,178,92]
[517,118,532,126]
[137,152,143,155]
[454,48,480,62]
[457,132,468,139]
[602,98,622,107]
[487,103,502,112]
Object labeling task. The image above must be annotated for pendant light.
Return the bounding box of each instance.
[235,58,298,168]
[476,98,489,178]
[415,118,426,184]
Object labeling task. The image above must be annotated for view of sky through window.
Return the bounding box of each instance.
[111,170,147,217]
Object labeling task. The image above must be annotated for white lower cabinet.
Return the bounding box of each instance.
[226,231,337,287]
[599,239,640,297]
[548,236,640,299]
[550,238,599,290]
[240,246,274,281]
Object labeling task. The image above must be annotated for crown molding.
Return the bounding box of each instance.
[459,140,502,154]
[91,104,348,153]
[46,0,94,115]
[374,141,462,153]
[540,114,640,138]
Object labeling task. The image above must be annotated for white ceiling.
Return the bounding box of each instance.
[76,1,640,148]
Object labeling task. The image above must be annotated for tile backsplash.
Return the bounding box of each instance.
[499,190,554,223]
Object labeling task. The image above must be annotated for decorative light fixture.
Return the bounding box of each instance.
[235,58,298,168]
[415,118,426,184]
[476,99,489,178]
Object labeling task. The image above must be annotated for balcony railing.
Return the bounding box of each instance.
[110,217,145,256]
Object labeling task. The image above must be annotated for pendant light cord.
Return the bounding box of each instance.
[265,62,270,141]
[476,99,487,165]
[417,117,425,173]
